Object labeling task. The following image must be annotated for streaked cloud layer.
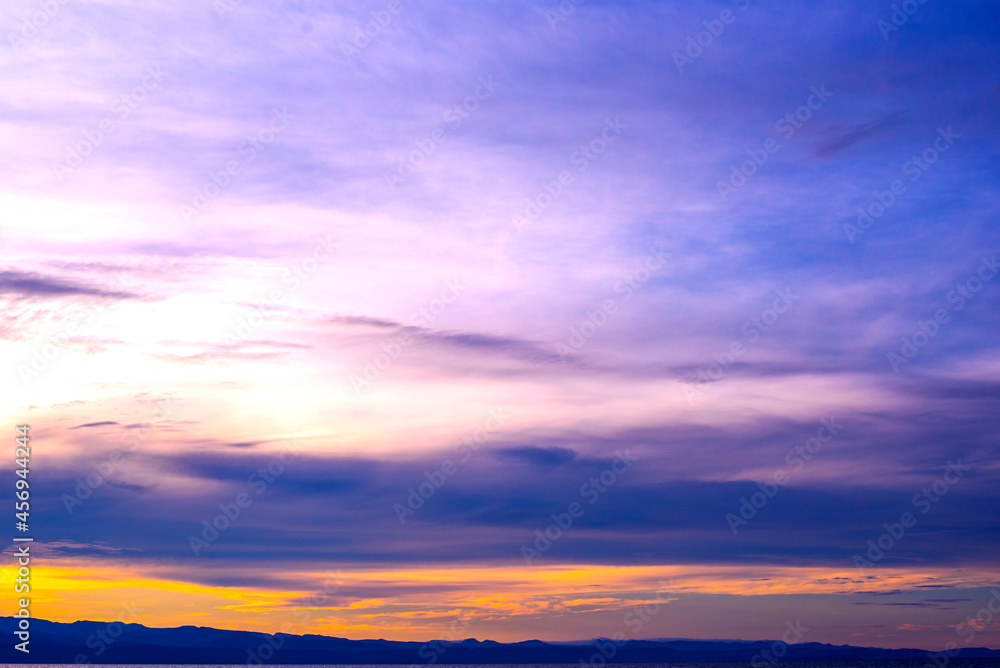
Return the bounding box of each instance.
[1,0,998,650]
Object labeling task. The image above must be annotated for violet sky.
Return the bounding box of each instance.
[1,0,999,650]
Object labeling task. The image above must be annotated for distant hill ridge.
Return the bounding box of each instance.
[2,616,999,664]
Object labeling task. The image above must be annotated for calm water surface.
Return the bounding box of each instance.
[14,662,1000,668]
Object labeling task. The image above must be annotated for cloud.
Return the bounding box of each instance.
[0,271,136,299]
[424,331,567,364]
[149,349,293,364]
[812,113,904,157]
[3,0,999,646]
[70,421,120,429]
[27,421,1000,571]
[328,314,573,366]
[326,315,402,329]
[106,481,156,494]
[853,601,940,607]
[494,446,577,469]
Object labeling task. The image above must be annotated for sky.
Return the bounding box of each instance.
[1,0,999,652]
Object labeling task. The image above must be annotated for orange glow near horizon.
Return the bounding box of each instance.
[10,557,1000,641]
